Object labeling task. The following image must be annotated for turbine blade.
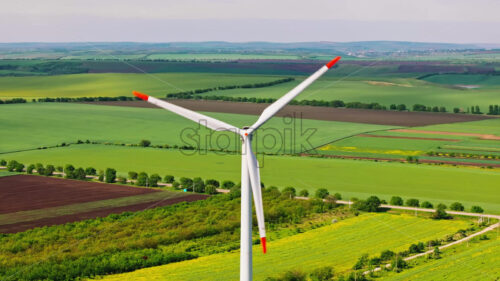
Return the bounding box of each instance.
[133,91,239,133]
[245,138,267,253]
[248,57,341,133]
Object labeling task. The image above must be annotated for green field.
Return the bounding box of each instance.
[413,119,500,135]
[3,144,500,213]
[421,74,500,87]
[146,53,300,61]
[0,103,394,154]
[0,171,18,177]
[204,76,500,109]
[100,213,469,281]
[0,72,286,99]
[380,235,500,281]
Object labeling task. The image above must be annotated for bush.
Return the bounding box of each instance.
[333,193,342,200]
[380,250,395,261]
[205,179,220,187]
[315,188,329,199]
[128,171,138,180]
[136,172,149,186]
[309,266,334,281]
[105,168,116,183]
[450,202,465,211]
[353,196,381,212]
[405,198,420,207]
[117,177,127,184]
[56,166,63,172]
[205,184,218,195]
[437,203,447,210]
[222,180,235,189]
[164,175,175,183]
[65,164,75,178]
[0,159,6,166]
[14,162,25,172]
[298,189,309,197]
[26,164,35,174]
[98,171,104,182]
[421,201,433,208]
[139,139,151,147]
[390,196,404,206]
[282,187,296,198]
[470,206,484,213]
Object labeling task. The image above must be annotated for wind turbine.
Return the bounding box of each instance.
[132,56,341,281]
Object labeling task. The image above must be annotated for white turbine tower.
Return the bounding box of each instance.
[132,56,341,281]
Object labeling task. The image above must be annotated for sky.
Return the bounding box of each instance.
[1,0,499,43]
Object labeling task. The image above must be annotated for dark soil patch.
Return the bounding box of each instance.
[0,175,157,214]
[0,194,208,233]
[84,99,494,127]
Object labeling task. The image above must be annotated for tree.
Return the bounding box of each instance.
[205,184,218,195]
[450,202,464,211]
[117,177,127,184]
[180,177,193,190]
[85,167,96,175]
[309,266,334,281]
[298,189,309,197]
[164,175,175,183]
[105,168,116,183]
[56,166,63,172]
[44,165,55,176]
[333,193,342,200]
[26,164,35,174]
[0,159,6,166]
[390,104,397,110]
[432,205,450,220]
[98,170,104,182]
[470,206,484,213]
[139,139,151,147]
[282,187,296,198]
[6,160,19,172]
[453,107,460,113]
[205,179,220,187]
[172,181,180,189]
[149,174,161,187]
[193,177,205,193]
[380,250,395,261]
[74,168,86,180]
[433,246,441,259]
[437,203,447,210]
[35,163,45,175]
[405,198,420,207]
[128,171,138,180]
[421,201,433,208]
[136,172,149,186]
[14,162,25,172]
[65,164,75,179]
[353,254,369,270]
[390,196,404,206]
[397,104,407,111]
[222,180,235,189]
[364,196,381,212]
[315,188,329,199]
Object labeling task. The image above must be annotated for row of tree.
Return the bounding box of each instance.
[36,96,136,103]
[165,77,295,99]
[0,98,27,104]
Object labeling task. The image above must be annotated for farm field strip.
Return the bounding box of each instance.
[379,235,500,281]
[0,190,185,226]
[390,129,500,140]
[0,103,394,154]
[3,144,500,213]
[99,213,470,281]
[0,72,286,99]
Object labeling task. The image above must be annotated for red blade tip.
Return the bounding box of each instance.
[261,237,267,254]
[326,56,342,69]
[133,91,149,101]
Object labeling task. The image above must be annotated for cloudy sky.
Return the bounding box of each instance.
[1,0,499,43]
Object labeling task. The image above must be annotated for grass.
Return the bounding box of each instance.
[3,144,500,213]
[0,171,18,177]
[205,75,500,109]
[413,119,500,136]
[421,73,500,87]
[0,190,184,226]
[0,72,286,99]
[379,234,500,281]
[0,103,394,154]
[99,213,470,281]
